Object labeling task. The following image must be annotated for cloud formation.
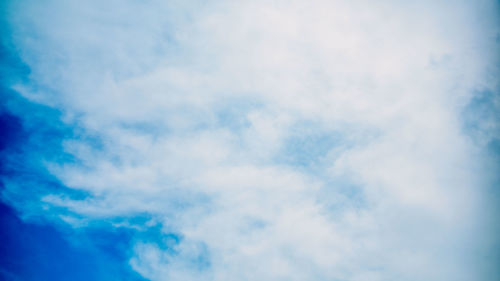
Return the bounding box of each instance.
[1,0,499,280]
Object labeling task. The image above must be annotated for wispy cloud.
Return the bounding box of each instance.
[1,0,499,280]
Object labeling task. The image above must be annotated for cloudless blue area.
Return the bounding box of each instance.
[0,201,148,281]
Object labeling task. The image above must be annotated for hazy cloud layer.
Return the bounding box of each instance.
[2,0,499,280]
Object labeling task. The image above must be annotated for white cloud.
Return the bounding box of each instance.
[5,0,500,280]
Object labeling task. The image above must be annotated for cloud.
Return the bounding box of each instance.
[1,0,499,280]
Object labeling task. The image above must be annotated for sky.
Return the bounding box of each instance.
[0,0,499,280]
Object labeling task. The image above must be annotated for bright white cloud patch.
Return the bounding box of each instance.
[4,0,500,280]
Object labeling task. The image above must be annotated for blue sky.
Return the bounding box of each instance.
[1,0,499,280]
